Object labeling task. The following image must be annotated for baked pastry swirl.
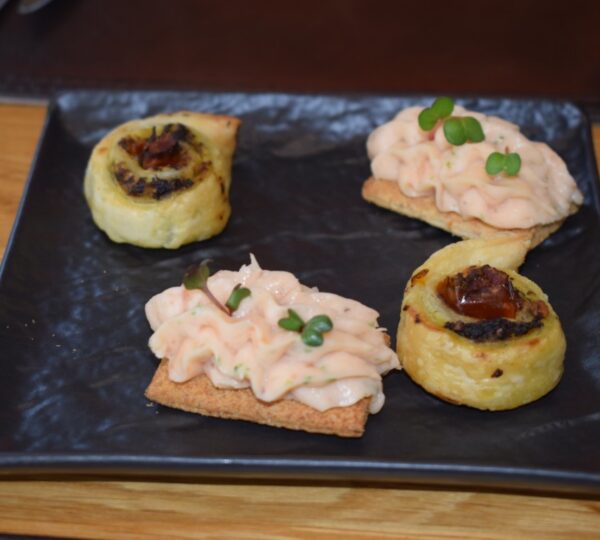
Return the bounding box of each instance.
[397,236,566,410]
[84,111,240,249]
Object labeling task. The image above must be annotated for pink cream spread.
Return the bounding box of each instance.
[146,256,400,413]
[367,106,583,229]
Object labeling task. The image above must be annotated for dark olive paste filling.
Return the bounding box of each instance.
[113,123,209,200]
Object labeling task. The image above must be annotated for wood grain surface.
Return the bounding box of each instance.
[0,103,599,539]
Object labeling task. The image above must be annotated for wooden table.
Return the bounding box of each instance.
[0,103,599,539]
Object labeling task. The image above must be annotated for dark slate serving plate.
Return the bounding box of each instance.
[1,91,599,494]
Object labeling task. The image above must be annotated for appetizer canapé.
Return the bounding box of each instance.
[84,111,240,249]
[363,98,583,248]
[397,237,566,410]
[145,256,400,437]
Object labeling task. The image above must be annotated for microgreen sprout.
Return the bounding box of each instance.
[183,259,211,290]
[278,309,304,332]
[418,97,485,146]
[278,310,333,347]
[225,284,251,313]
[443,116,485,145]
[485,151,522,176]
[183,260,229,315]
[418,96,454,131]
[302,315,333,347]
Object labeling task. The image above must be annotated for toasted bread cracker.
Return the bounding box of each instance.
[362,176,578,250]
[145,359,371,437]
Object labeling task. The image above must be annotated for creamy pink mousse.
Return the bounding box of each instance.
[146,256,399,413]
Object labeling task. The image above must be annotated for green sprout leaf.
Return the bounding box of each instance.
[418,108,438,131]
[278,309,305,332]
[443,117,467,145]
[461,116,484,143]
[278,311,333,347]
[182,259,229,315]
[485,151,522,177]
[225,284,251,312]
[418,97,455,132]
[485,152,506,175]
[431,96,454,118]
[304,314,333,334]
[302,315,333,347]
[301,329,324,347]
[183,259,212,290]
[443,116,485,146]
[505,152,522,176]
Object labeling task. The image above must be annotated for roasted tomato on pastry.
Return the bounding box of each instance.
[397,236,566,410]
[84,111,240,249]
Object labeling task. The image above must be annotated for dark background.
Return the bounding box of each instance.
[0,0,598,106]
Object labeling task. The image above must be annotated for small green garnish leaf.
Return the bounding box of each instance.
[302,315,333,347]
[485,152,506,175]
[442,116,485,146]
[505,152,522,176]
[278,309,304,332]
[418,96,454,131]
[461,116,485,143]
[443,117,467,145]
[304,314,333,334]
[485,151,521,177]
[278,311,333,347]
[182,259,229,315]
[225,284,251,312]
[418,97,485,146]
[183,259,212,290]
[430,96,454,118]
[301,329,324,347]
[418,108,438,131]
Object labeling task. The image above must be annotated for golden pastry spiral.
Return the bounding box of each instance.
[397,236,566,410]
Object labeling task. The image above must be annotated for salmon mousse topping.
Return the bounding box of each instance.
[145,256,400,413]
[367,99,583,229]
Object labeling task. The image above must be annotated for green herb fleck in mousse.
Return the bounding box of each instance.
[183,260,251,315]
[233,363,248,377]
[418,96,485,146]
[485,151,522,177]
[278,309,333,347]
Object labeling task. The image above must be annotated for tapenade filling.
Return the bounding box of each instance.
[113,123,211,200]
[119,123,191,170]
[437,265,549,342]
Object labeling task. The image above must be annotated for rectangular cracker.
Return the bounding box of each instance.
[145,359,371,437]
[362,176,574,250]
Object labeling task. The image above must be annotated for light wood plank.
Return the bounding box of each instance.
[0,480,599,539]
[0,104,47,260]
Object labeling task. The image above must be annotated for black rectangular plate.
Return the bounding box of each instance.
[1,91,599,494]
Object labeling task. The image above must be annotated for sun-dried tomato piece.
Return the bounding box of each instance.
[437,265,522,319]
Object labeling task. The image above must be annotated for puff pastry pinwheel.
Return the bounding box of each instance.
[397,236,566,410]
[84,111,240,249]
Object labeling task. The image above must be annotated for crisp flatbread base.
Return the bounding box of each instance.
[145,359,371,437]
[362,176,577,249]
